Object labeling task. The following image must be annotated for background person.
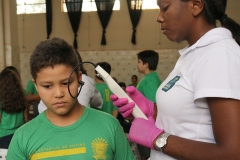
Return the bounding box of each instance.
[0,68,28,148]
[129,75,138,87]
[92,62,118,118]
[7,37,134,159]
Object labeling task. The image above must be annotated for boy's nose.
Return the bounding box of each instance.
[55,87,64,98]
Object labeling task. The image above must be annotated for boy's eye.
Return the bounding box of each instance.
[63,82,71,86]
[43,85,51,89]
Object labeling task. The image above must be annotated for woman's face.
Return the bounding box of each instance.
[156,0,194,43]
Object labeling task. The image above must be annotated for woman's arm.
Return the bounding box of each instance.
[25,94,40,105]
[162,98,240,159]
[154,103,158,120]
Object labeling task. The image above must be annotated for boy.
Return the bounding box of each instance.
[7,38,134,159]
[137,50,162,103]
[118,82,127,92]
[92,62,118,118]
[136,50,162,160]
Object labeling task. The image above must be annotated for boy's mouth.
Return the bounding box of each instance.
[54,101,66,107]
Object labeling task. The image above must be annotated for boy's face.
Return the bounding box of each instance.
[137,59,148,73]
[34,64,82,117]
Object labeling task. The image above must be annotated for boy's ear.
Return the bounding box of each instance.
[144,62,149,68]
[32,79,38,92]
[78,71,82,87]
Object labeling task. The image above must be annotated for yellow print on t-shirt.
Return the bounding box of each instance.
[105,89,110,102]
[30,143,86,160]
[92,138,108,160]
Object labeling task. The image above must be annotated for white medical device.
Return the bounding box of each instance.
[95,65,148,120]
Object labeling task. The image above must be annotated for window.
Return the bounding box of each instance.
[16,0,157,15]
[16,0,46,14]
[142,0,158,10]
[62,0,120,12]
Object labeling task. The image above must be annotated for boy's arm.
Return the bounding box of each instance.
[24,108,29,122]
[112,110,118,118]
[113,122,135,160]
[25,94,41,105]
[111,101,118,118]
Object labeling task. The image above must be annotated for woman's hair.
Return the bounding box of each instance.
[0,68,27,113]
[4,66,21,79]
[196,0,240,45]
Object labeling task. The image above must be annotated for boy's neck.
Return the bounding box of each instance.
[45,102,84,127]
[95,78,105,83]
[143,69,154,75]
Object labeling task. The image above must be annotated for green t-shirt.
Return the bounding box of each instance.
[137,72,162,103]
[93,83,118,114]
[0,103,25,137]
[26,79,38,95]
[7,107,134,160]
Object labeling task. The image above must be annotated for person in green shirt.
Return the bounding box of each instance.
[4,66,40,119]
[136,50,162,103]
[92,62,118,118]
[0,68,28,149]
[7,37,134,160]
[136,50,162,160]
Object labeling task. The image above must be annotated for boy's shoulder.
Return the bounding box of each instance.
[144,71,160,80]
[85,107,118,122]
[95,83,110,90]
[17,113,44,130]
[15,108,119,136]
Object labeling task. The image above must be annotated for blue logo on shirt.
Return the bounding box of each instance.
[162,76,180,92]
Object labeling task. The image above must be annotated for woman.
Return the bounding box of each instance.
[111,0,240,159]
[0,68,28,148]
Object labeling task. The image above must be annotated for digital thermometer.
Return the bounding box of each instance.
[95,65,148,120]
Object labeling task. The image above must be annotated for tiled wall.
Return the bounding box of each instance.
[20,49,180,87]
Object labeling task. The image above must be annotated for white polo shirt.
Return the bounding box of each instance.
[151,28,240,160]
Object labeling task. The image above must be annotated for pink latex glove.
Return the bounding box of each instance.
[110,86,154,118]
[128,116,164,149]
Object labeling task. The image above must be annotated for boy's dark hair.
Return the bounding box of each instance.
[95,62,111,81]
[118,82,126,88]
[137,50,159,70]
[30,37,79,80]
[0,68,27,113]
